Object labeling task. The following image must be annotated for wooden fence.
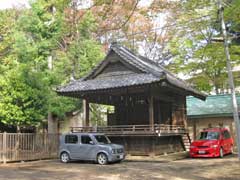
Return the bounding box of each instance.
[0,133,59,163]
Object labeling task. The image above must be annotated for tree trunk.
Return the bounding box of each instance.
[47,54,58,134]
[48,112,58,134]
[16,125,21,133]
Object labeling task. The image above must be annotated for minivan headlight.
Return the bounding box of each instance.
[111,149,117,154]
[190,145,196,149]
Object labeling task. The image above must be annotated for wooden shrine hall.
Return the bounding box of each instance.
[57,43,206,155]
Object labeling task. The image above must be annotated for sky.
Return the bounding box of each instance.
[0,0,29,9]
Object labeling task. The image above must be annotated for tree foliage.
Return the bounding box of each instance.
[166,0,240,93]
[0,65,48,127]
[0,0,104,129]
[89,0,176,62]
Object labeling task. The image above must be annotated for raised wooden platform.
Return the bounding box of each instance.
[70,124,187,136]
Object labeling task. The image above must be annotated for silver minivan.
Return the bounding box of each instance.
[59,133,125,165]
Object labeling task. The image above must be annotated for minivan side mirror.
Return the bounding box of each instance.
[89,141,94,145]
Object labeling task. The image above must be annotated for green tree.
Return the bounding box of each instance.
[0,65,48,131]
[167,0,240,93]
[0,0,104,131]
[0,9,21,73]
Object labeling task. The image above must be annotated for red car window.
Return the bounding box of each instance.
[198,131,220,140]
[223,130,231,139]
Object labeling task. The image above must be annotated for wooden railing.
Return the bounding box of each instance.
[70,124,187,136]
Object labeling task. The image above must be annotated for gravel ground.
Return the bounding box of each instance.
[0,154,239,180]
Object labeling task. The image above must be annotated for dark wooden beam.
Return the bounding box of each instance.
[193,120,197,141]
[149,96,154,130]
[83,99,89,126]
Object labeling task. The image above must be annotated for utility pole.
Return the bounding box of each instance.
[218,0,240,159]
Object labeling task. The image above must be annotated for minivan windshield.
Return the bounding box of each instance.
[94,135,111,144]
[198,131,220,140]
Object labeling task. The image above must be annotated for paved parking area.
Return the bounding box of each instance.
[0,154,239,180]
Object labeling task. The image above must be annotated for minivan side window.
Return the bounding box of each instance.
[223,130,231,139]
[81,135,92,144]
[65,135,78,144]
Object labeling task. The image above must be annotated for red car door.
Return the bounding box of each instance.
[222,130,232,153]
[219,131,225,153]
[226,130,233,153]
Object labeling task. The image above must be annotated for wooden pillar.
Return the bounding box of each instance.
[193,120,197,141]
[149,96,154,130]
[3,132,7,164]
[183,98,188,128]
[83,99,89,126]
[171,103,177,126]
[149,137,156,157]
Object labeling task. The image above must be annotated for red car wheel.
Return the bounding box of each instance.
[219,147,224,158]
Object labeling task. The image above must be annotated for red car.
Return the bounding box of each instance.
[189,128,234,158]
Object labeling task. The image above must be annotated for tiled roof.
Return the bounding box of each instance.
[187,94,240,118]
[57,43,206,99]
[58,73,160,93]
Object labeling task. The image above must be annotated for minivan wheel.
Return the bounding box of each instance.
[60,152,70,163]
[219,147,224,158]
[97,153,108,165]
